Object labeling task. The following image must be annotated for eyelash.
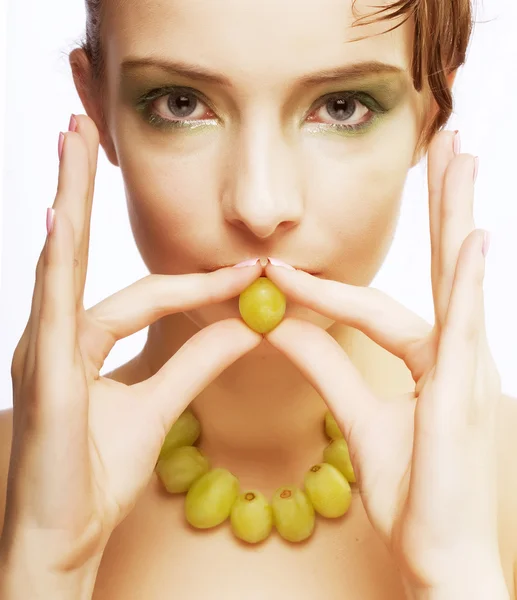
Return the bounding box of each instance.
[135,86,387,133]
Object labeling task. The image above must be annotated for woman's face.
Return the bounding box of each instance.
[100,0,428,330]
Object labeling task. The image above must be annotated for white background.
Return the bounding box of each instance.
[0,0,516,411]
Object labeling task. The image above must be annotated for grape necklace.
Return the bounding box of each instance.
[155,408,356,544]
[155,276,357,544]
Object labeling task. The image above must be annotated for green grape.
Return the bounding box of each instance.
[185,468,239,529]
[323,438,356,483]
[324,410,344,440]
[156,446,210,494]
[271,485,315,542]
[239,277,286,334]
[304,463,352,518]
[230,490,273,544]
[159,409,201,461]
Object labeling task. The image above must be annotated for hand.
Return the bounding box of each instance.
[265,131,506,592]
[2,115,263,575]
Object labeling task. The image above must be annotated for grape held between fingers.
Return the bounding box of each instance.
[156,446,210,493]
[185,468,239,529]
[239,277,286,334]
[304,463,352,518]
[230,490,273,543]
[271,485,315,542]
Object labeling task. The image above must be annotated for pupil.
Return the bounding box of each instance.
[327,98,354,121]
[168,93,197,117]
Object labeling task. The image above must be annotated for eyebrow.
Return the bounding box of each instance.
[121,57,405,87]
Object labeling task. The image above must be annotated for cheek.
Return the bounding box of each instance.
[118,144,221,274]
[304,134,413,283]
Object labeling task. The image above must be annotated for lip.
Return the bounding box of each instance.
[202,263,320,275]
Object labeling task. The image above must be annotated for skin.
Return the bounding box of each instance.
[1,0,517,598]
[71,0,447,477]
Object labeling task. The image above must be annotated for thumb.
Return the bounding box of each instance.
[265,318,380,442]
[132,318,263,429]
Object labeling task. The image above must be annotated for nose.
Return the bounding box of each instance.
[221,121,304,240]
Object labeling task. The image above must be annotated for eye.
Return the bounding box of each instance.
[306,92,374,129]
[150,88,216,123]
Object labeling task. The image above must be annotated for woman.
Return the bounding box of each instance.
[0,0,516,598]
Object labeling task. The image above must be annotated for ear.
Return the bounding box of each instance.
[410,69,459,168]
[69,48,119,167]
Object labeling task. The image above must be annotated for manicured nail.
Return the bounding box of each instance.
[46,208,55,235]
[268,257,296,271]
[69,114,77,132]
[58,132,64,160]
[482,230,491,258]
[473,156,479,183]
[453,130,461,155]
[232,257,260,268]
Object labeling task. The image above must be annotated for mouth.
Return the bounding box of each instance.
[202,262,321,276]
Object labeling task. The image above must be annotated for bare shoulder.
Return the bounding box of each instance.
[0,408,13,536]
[497,394,517,590]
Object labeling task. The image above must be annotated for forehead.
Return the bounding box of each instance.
[105,0,414,84]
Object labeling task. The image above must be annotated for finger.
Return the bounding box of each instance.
[85,264,262,364]
[427,130,457,329]
[431,229,487,426]
[14,203,63,384]
[21,122,96,374]
[265,317,380,441]
[133,318,262,429]
[265,264,431,374]
[436,154,477,328]
[70,115,100,305]
[53,130,91,307]
[11,249,46,386]
[32,210,79,415]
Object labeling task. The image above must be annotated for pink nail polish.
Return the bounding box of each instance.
[482,231,491,258]
[58,132,64,160]
[69,114,77,132]
[453,130,461,155]
[473,156,479,183]
[268,257,296,271]
[46,208,55,235]
[232,257,260,268]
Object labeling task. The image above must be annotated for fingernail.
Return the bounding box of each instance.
[232,257,260,268]
[46,208,55,235]
[473,156,479,183]
[58,132,64,160]
[268,257,296,271]
[482,230,491,258]
[453,130,461,155]
[69,114,77,132]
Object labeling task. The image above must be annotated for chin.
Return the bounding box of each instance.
[184,297,335,331]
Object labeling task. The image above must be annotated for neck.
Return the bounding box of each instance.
[140,313,363,495]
